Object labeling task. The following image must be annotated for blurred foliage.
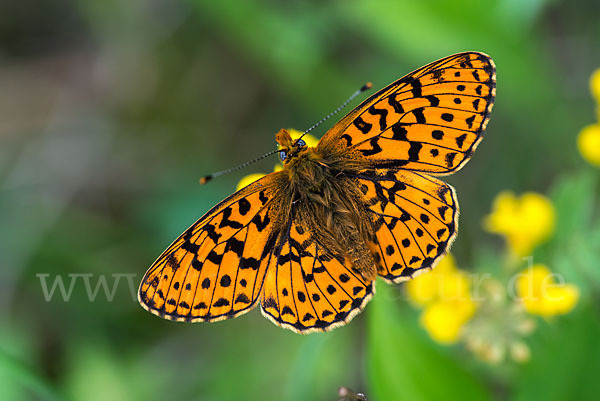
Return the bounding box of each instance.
[1,0,599,400]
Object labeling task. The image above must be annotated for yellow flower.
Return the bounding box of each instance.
[577,124,600,167]
[406,254,470,305]
[590,67,600,102]
[483,191,555,257]
[236,173,266,191]
[515,264,579,317]
[236,130,318,190]
[406,254,476,344]
[420,297,476,344]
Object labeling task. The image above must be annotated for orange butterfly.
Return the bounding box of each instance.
[138,52,496,333]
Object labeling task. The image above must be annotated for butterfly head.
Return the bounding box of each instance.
[275,129,308,164]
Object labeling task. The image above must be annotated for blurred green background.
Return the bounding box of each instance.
[1,0,599,400]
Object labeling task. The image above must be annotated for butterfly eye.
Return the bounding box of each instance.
[279,150,287,161]
[297,139,306,147]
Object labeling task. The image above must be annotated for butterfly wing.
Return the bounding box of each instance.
[317,52,496,174]
[349,168,457,282]
[139,174,282,322]
[260,210,374,333]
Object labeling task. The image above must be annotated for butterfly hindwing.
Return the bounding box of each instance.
[351,168,458,282]
[260,214,374,333]
[317,52,496,174]
[139,174,282,322]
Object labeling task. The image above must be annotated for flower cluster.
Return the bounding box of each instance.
[463,278,536,364]
[407,189,579,363]
[577,67,600,166]
[483,191,555,257]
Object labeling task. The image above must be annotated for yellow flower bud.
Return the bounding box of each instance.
[577,124,600,167]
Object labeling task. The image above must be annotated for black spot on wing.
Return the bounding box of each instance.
[409,77,422,97]
[219,207,243,229]
[359,137,382,156]
[213,298,229,307]
[391,123,408,141]
[263,296,277,309]
[181,241,200,254]
[302,313,314,322]
[432,130,444,140]
[191,258,202,271]
[220,275,231,287]
[235,293,251,304]
[228,237,244,256]
[408,142,422,162]
[166,254,179,270]
[445,152,457,167]
[353,116,372,134]
[281,306,295,317]
[341,134,353,147]
[259,190,269,205]
[206,250,223,265]
[238,198,251,215]
[441,113,454,122]
[465,115,475,129]
[194,302,208,309]
[368,105,388,131]
[252,213,270,232]
[204,224,222,243]
[240,257,260,270]
[412,107,426,124]
[388,95,404,113]
[425,95,439,107]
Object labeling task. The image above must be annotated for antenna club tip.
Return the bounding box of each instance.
[199,175,212,185]
[362,82,373,91]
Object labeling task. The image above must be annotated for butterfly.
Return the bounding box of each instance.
[138,52,496,333]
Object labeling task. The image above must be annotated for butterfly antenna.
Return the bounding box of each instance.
[299,82,373,141]
[200,82,372,185]
[199,149,278,184]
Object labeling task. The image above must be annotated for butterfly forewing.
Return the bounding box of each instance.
[317,52,496,174]
[139,174,282,322]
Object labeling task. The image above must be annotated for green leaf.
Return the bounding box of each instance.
[541,171,599,291]
[367,283,491,401]
[0,349,65,401]
[548,171,596,246]
[513,304,600,401]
